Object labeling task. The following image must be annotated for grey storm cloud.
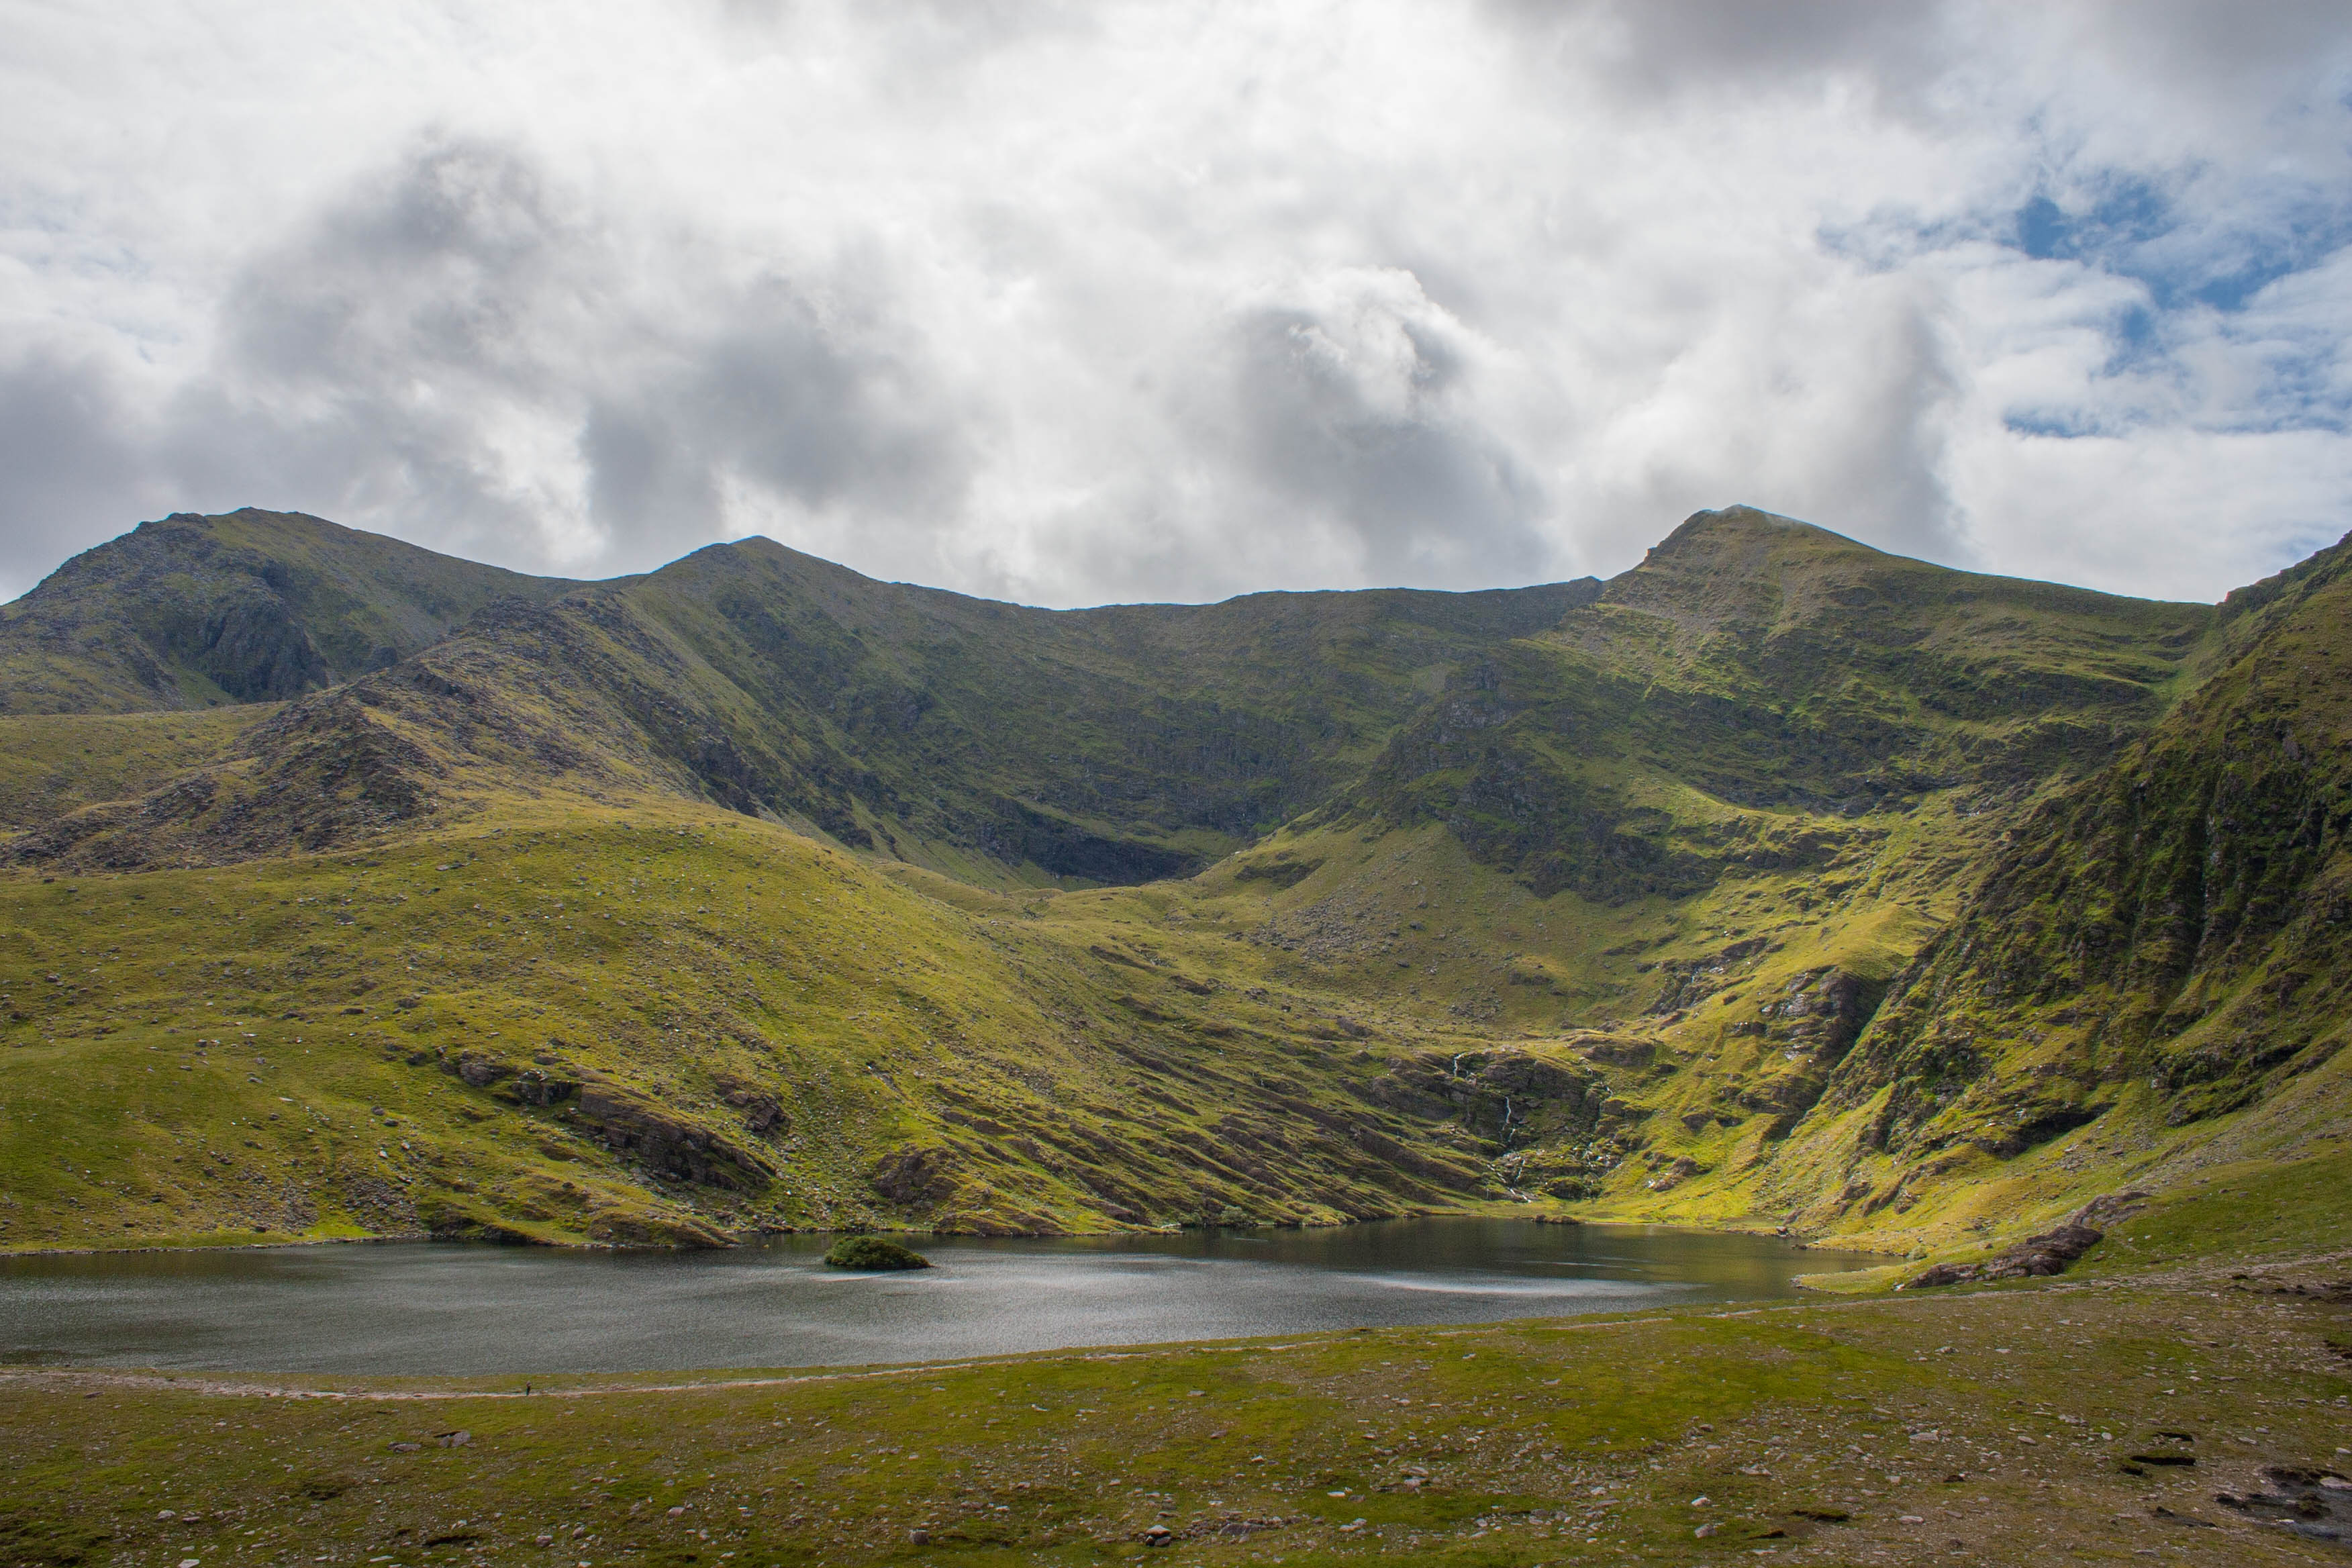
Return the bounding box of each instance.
[2,0,2349,607]
[1224,278,1551,591]
[197,139,965,568]
[0,352,154,596]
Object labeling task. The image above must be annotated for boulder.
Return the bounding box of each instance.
[1899,1220,2104,1289]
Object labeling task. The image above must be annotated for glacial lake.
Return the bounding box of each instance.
[0,1219,1878,1375]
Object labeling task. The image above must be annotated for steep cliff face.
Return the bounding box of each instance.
[1804,531,2352,1204]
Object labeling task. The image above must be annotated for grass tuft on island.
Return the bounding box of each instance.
[824,1234,932,1271]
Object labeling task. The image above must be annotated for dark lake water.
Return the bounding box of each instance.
[0,1220,1878,1375]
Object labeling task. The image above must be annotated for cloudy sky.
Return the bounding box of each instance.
[3,1,2349,607]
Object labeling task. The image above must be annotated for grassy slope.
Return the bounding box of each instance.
[0,771,2022,1256]
[5,800,1628,1252]
[0,510,582,717]
[0,709,275,830]
[1761,532,2352,1253]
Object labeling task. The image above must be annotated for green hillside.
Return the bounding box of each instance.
[0,509,583,716]
[0,503,2344,1271]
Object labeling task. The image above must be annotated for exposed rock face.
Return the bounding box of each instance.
[573,1086,773,1189]
[1355,1049,1604,1148]
[4,686,442,869]
[505,1069,579,1107]
[2217,1467,2352,1545]
[2069,1189,2149,1229]
[1761,967,1872,1059]
[0,507,577,716]
[870,1144,960,1206]
[1900,1220,2105,1289]
[1573,1034,1655,1068]
[1646,938,1771,1016]
[583,1209,735,1248]
[716,1081,787,1134]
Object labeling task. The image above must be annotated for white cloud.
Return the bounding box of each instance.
[1,0,2347,605]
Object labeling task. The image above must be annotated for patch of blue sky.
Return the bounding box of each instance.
[2000,407,2109,440]
[2011,173,2175,264]
[1828,153,2352,448]
[1829,158,2350,321]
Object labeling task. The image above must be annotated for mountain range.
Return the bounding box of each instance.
[1,503,2343,1261]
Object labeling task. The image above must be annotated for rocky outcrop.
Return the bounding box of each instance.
[583,1208,736,1248]
[715,1078,788,1134]
[572,1086,773,1190]
[870,1144,961,1206]
[1760,967,1875,1060]
[505,1069,579,1107]
[1899,1220,2105,1289]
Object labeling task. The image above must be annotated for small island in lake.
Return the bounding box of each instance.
[824,1236,932,1271]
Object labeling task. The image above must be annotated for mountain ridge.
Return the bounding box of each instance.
[0,503,2341,1267]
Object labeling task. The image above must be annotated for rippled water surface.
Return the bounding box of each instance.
[0,1219,1877,1374]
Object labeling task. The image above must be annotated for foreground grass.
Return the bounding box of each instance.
[5,1254,2349,1568]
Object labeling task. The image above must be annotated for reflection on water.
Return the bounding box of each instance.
[0,1218,1877,1374]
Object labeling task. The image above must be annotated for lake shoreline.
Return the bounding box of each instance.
[0,1216,1881,1377]
[0,1202,1901,1260]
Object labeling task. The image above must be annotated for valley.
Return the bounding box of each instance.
[0,503,2345,1278]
